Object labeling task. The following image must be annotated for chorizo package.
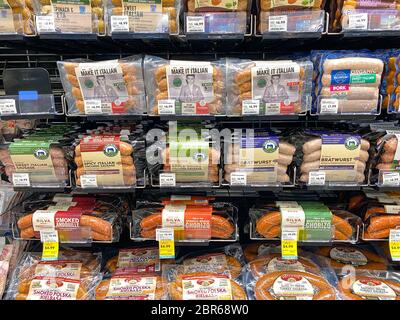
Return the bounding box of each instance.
[32,0,105,34]
[144,55,226,116]
[107,0,180,34]
[0,0,35,35]
[5,250,102,300]
[223,129,295,186]
[313,50,385,114]
[13,194,127,242]
[57,55,145,116]
[226,58,313,116]
[249,201,360,242]
[131,201,237,241]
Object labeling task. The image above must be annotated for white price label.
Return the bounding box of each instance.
[230,172,247,186]
[389,229,400,262]
[269,15,288,32]
[111,15,129,32]
[0,99,17,115]
[84,100,102,114]
[36,15,56,33]
[156,228,174,241]
[158,100,176,115]
[320,99,339,114]
[80,175,98,188]
[186,16,205,33]
[242,100,260,115]
[308,171,326,186]
[265,103,280,115]
[12,173,30,187]
[159,173,176,187]
[348,13,368,30]
[382,172,400,186]
[40,230,59,243]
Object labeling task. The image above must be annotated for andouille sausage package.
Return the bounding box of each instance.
[144,55,226,116]
[32,0,105,34]
[57,55,145,115]
[223,129,295,186]
[226,58,313,116]
[0,0,35,35]
[107,0,180,34]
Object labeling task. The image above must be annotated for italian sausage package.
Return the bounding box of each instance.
[313,51,385,115]
[5,250,103,300]
[13,194,127,243]
[337,271,400,300]
[226,58,313,116]
[144,55,226,116]
[57,55,145,116]
[222,129,295,186]
[0,0,35,35]
[106,0,180,35]
[131,201,238,242]
[249,201,360,243]
[32,0,105,35]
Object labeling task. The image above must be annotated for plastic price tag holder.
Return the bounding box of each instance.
[159,173,176,187]
[308,171,325,185]
[41,230,59,261]
[12,173,30,187]
[36,15,56,33]
[19,91,38,101]
[187,16,205,33]
[0,99,17,115]
[84,100,102,114]
[242,100,260,115]
[382,172,400,186]
[158,100,176,115]
[320,99,339,114]
[389,229,400,262]
[156,228,175,259]
[348,13,368,30]
[111,15,129,32]
[80,175,98,188]
[269,15,288,32]
[230,172,247,186]
[281,228,298,260]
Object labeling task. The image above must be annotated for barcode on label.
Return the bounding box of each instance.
[242,100,260,115]
[84,100,102,114]
[320,99,339,114]
[269,15,288,32]
[111,15,129,32]
[159,173,176,187]
[308,171,326,186]
[36,15,56,33]
[230,172,247,186]
[0,99,17,115]
[12,173,30,187]
[382,172,400,186]
[81,175,98,188]
[186,16,205,33]
[158,100,176,115]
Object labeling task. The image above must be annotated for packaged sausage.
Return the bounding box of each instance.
[5,250,102,300]
[186,0,248,12]
[388,52,400,112]
[13,194,126,243]
[226,58,313,116]
[107,0,180,34]
[32,0,105,34]
[57,55,145,116]
[249,201,361,243]
[131,200,237,242]
[144,55,226,116]
[0,0,35,35]
[223,129,295,186]
[243,242,281,262]
[258,0,325,12]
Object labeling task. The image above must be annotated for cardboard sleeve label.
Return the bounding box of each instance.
[181,275,232,300]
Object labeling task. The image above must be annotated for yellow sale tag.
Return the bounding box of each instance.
[281,228,298,260]
[42,242,59,261]
[156,228,175,259]
[389,229,400,262]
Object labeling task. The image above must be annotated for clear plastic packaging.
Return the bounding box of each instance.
[243,241,281,262]
[1,0,35,35]
[57,55,146,116]
[341,9,400,33]
[226,58,313,116]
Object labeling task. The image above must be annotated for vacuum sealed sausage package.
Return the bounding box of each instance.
[107,0,180,35]
[32,0,105,35]
[226,58,313,116]
[243,242,281,262]
[57,55,145,116]
[223,129,295,186]
[0,0,35,35]
[144,55,226,116]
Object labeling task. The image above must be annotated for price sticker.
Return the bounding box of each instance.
[265,103,280,114]
[382,172,400,186]
[158,100,176,115]
[348,13,368,30]
[159,173,176,187]
[308,171,326,186]
[0,99,17,115]
[242,100,260,115]
[320,99,339,114]
[80,175,98,188]
[36,15,56,33]
[41,230,59,261]
[230,172,247,186]
[389,229,400,262]
[269,15,288,32]
[281,228,298,260]
[156,228,175,259]
[186,16,205,33]
[111,15,129,32]
[84,100,102,114]
[12,173,30,187]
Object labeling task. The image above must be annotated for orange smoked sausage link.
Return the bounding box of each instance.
[170,272,247,300]
[254,271,336,300]
[75,141,133,156]
[367,215,400,233]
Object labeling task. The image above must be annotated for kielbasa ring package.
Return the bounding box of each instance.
[107,0,180,35]
[143,55,226,116]
[57,55,145,116]
[5,250,102,300]
[131,201,238,242]
[226,58,313,116]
